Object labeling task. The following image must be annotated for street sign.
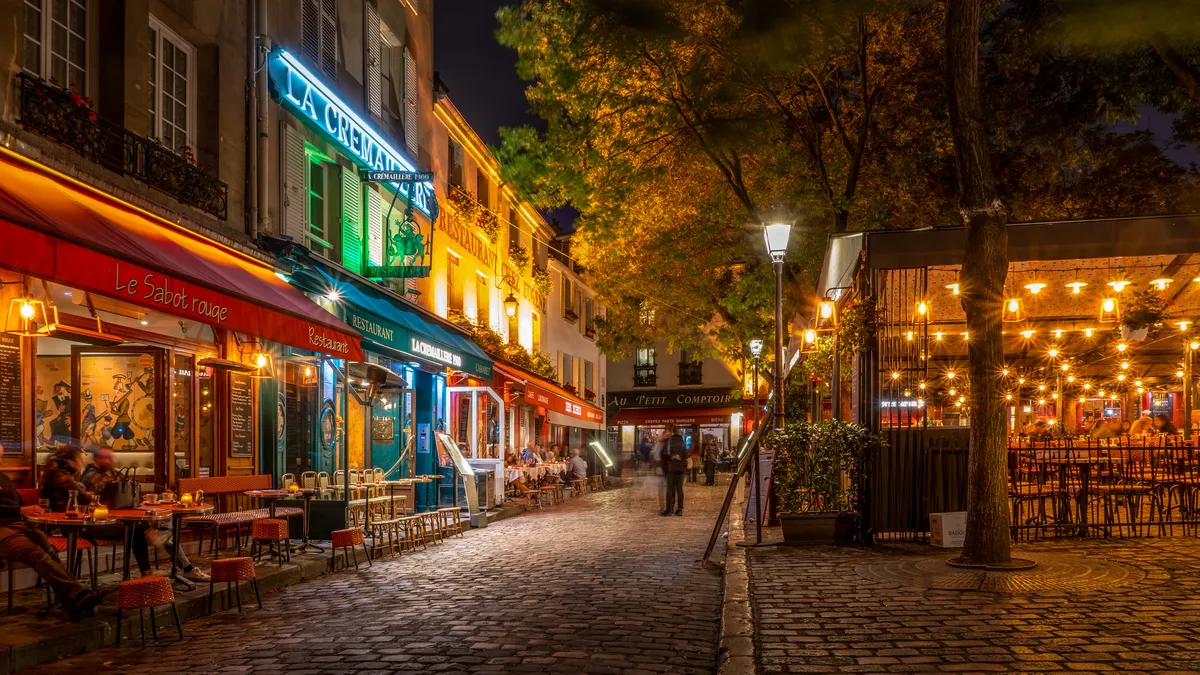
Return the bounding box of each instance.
[362,170,433,183]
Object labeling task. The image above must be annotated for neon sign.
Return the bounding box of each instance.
[267,49,434,217]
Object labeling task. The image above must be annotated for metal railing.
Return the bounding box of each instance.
[633,365,657,387]
[18,74,228,220]
[678,361,703,385]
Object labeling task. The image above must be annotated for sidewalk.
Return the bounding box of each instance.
[741,530,1200,673]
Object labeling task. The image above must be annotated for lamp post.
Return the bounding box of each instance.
[750,341,763,533]
[763,221,793,429]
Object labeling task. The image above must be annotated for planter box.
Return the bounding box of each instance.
[779,513,856,545]
[930,511,966,548]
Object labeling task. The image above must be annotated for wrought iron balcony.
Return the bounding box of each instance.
[679,361,703,386]
[633,364,657,388]
[18,74,228,220]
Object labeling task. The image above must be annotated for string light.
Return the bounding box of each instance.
[915,300,930,318]
[891,371,901,380]
[934,331,944,341]
[903,389,911,397]
[905,330,914,341]
[1005,393,1013,401]
[1117,373,1126,382]
[1018,377,1026,385]
[1134,379,1142,387]
[1083,382,1092,390]
[1038,398,1046,405]
[1061,363,1070,371]
[949,388,957,396]
[1192,341,1200,351]
[1053,329,1064,339]
[1108,280,1132,293]
[1002,368,1010,377]
[1120,361,1129,370]
[918,381,926,390]
[1083,327,1095,337]
[1177,320,1193,332]
[1047,347,1059,358]
[1116,342,1129,352]
[945,370,956,380]
[1038,384,1047,391]
[1020,329,1036,339]
[1067,375,1075,383]
[1066,281,1088,294]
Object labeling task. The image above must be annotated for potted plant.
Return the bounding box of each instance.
[1120,289,1170,341]
[767,419,880,544]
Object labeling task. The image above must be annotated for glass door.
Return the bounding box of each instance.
[370,388,414,479]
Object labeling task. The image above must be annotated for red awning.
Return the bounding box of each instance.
[0,151,363,360]
[608,407,741,426]
[494,363,604,425]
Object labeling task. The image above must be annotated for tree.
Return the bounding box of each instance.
[946,0,1011,566]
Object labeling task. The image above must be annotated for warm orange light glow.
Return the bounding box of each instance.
[1024,282,1047,294]
[1066,281,1087,294]
[946,283,960,295]
[1108,280,1131,293]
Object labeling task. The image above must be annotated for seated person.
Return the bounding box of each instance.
[567,448,588,481]
[1153,414,1179,435]
[82,447,208,582]
[0,472,107,621]
[42,445,155,578]
[520,441,540,465]
[1129,416,1154,435]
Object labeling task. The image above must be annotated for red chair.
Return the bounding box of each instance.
[207,556,261,614]
[330,528,370,571]
[249,519,290,567]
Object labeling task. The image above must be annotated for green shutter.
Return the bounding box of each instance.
[341,166,363,273]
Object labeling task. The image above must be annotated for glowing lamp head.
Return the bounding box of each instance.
[946,283,960,295]
[1118,374,1126,381]
[1002,368,1010,377]
[918,381,926,390]
[1116,342,1128,352]
[1102,298,1116,313]
[1005,393,1013,401]
[1047,347,1059,358]
[19,300,34,320]
[1038,384,1047,391]
[1008,299,1020,312]
[1178,320,1193,332]
[1066,281,1087,294]
[916,301,929,317]
[1084,328,1095,337]
[762,221,793,260]
[1083,382,1092,390]
[905,330,914,341]
[945,370,956,380]
[1151,277,1173,291]
[949,388,957,396]
[1192,341,1200,351]
[255,353,268,369]
[1108,280,1131,293]
[1067,375,1075,383]
[1038,398,1046,405]
[1053,329,1064,339]
[819,299,835,320]
[326,289,341,302]
[1020,329,1035,339]
[934,331,944,341]
[1120,361,1129,370]
[1018,377,1026,385]
[749,339,764,356]
[803,329,816,344]
[504,292,519,318]
[1024,282,1046,295]
[1061,363,1070,372]
[1179,369,1186,378]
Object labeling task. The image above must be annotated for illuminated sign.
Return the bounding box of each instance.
[363,170,433,183]
[410,337,463,368]
[267,49,434,217]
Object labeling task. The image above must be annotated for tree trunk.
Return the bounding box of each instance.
[945,0,1011,565]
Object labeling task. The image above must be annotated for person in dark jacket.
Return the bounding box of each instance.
[0,472,107,620]
[43,445,153,576]
[660,426,687,517]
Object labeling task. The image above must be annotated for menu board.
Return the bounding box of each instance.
[229,372,253,457]
[0,334,19,454]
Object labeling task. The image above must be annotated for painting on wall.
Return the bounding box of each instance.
[78,353,156,452]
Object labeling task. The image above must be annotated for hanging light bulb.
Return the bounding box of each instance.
[1002,297,1024,322]
[1083,327,1095,337]
[1177,320,1193,332]
[1137,386,1144,393]
[917,398,925,407]
[946,283,960,295]
[1150,277,1173,291]
[1083,382,1092,390]
[1038,398,1046,406]
[949,388,957,396]
[1098,389,1106,397]
[1108,280,1132,293]
[1020,329,1036,339]
[1135,379,1142,387]
[1038,384,1047,391]
[1116,342,1128,352]
[961,331,970,340]
[1052,392,1059,400]
[1120,361,1129,370]
[1053,329,1064,339]
[1066,281,1088,294]
[1067,375,1076,383]
[1002,368,1010,377]
[934,331,944,341]
[905,330,914,341]
[1005,393,1013,401]
[915,300,930,318]
[1024,282,1047,295]
[945,370,956,380]
[918,381,927,390]
[1178,369,1186,378]
[1192,341,1200,351]
[1018,377,1026,385]
[903,389,911,397]
[891,371,901,380]
[1047,347,1059,358]
[1099,297,1120,323]
[1061,363,1071,371]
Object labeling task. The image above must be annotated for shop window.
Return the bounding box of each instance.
[197,363,215,477]
[301,0,338,80]
[634,347,656,387]
[149,17,195,153]
[23,0,86,93]
[447,252,462,312]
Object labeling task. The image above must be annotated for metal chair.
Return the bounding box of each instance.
[300,471,317,489]
[280,473,296,488]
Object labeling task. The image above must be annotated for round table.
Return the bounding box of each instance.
[22,512,114,580]
[109,507,172,580]
[157,503,214,590]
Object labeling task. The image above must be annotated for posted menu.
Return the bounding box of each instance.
[0,334,19,454]
[229,372,253,457]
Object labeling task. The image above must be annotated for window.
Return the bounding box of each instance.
[584,297,595,336]
[380,27,401,125]
[476,274,490,326]
[306,155,333,256]
[584,360,594,396]
[149,17,195,153]
[561,353,575,387]
[508,205,519,248]
[23,0,87,92]
[301,0,338,80]
[634,348,656,387]
[447,252,462,312]
[679,350,703,386]
[476,168,489,209]
[448,140,464,187]
[560,275,574,318]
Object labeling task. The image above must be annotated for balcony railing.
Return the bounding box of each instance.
[679,361,703,386]
[18,74,228,220]
[634,365,657,388]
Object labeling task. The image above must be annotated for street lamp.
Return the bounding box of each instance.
[742,338,765,546]
[503,292,519,318]
[763,221,792,430]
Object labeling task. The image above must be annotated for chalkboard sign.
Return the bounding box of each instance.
[229,372,253,457]
[0,334,20,454]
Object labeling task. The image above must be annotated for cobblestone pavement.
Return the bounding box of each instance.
[26,476,727,675]
[749,536,1200,673]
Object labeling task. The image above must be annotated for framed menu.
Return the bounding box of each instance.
[0,334,20,454]
[229,372,254,457]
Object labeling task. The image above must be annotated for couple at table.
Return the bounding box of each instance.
[43,445,209,582]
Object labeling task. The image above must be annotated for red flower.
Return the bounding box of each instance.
[70,92,83,106]
[88,111,97,121]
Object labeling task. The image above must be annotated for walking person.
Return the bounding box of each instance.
[702,434,718,486]
[660,426,687,516]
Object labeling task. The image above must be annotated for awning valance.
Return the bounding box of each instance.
[608,407,741,426]
[494,363,604,426]
[0,150,363,360]
[299,263,493,378]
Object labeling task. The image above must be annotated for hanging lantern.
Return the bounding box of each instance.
[4,296,49,337]
[1066,281,1087,294]
[1116,341,1128,353]
[914,300,931,321]
[248,352,274,379]
[816,296,837,330]
[504,292,520,318]
[1024,282,1047,295]
[1108,279,1132,293]
[301,364,319,388]
[905,330,914,341]
[1098,297,1120,323]
[1002,297,1024,322]
[1150,277,1173,291]
[946,283,960,295]
[801,329,818,353]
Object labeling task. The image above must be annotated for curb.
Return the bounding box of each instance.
[717,495,756,675]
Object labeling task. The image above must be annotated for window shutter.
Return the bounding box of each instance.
[403,46,418,157]
[282,124,307,244]
[365,1,381,117]
[320,0,338,80]
[301,0,320,67]
[366,187,384,269]
[341,166,363,273]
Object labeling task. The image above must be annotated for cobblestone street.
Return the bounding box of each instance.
[24,479,726,675]
[748,536,1200,673]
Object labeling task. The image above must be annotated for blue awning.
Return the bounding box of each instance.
[297,262,493,378]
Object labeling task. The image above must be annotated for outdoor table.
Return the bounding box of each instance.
[1033,453,1122,536]
[246,488,321,553]
[109,507,172,580]
[159,502,214,590]
[23,511,112,578]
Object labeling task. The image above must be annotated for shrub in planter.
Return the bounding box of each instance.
[1120,289,1170,332]
[766,420,882,544]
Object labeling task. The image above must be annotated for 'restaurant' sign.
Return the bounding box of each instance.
[522,381,604,424]
[344,306,492,378]
[606,387,740,414]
